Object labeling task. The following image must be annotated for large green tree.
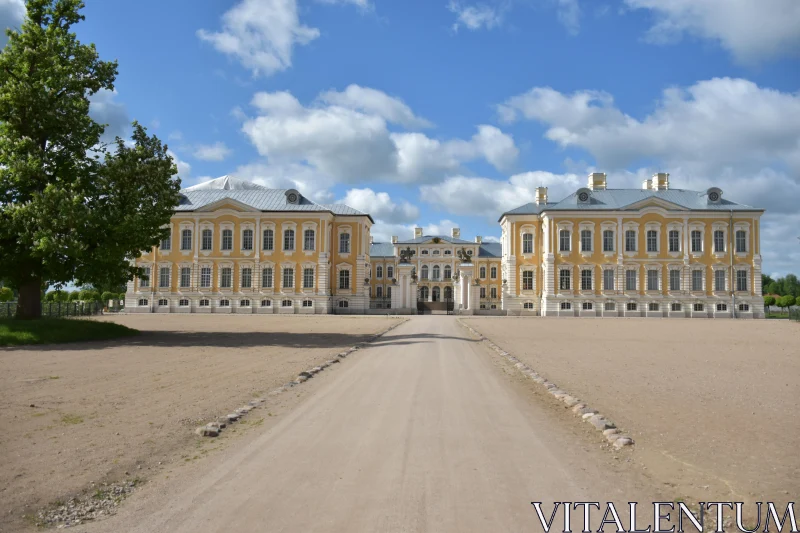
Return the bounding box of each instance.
[0,0,180,319]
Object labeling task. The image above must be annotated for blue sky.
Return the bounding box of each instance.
[2,0,799,275]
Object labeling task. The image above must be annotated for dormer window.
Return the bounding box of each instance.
[707,187,723,204]
[577,188,592,204]
[285,189,301,205]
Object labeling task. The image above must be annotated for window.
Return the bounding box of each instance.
[480,266,486,278]
[490,304,497,310]
[693,303,704,312]
[421,265,429,280]
[339,233,351,254]
[603,230,614,252]
[582,302,593,310]
[263,229,274,251]
[739,303,750,312]
[490,266,497,279]
[282,299,292,307]
[377,286,383,298]
[671,303,682,312]
[581,229,592,252]
[668,230,680,253]
[625,270,637,291]
[691,270,703,291]
[669,270,681,291]
[219,299,230,307]
[604,302,615,311]
[490,287,497,299]
[714,270,725,292]
[716,303,728,312]
[240,299,250,307]
[522,233,533,254]
[581,269,593,291]
[159,266,170,288]
[432,266,440,280]
[242,229,253,250]
[261,299,272,307]
[201,229,212,251]
[646,230,658,252]
[303,229,315,251]
[283,267,294,289]
[180,267,191,288]
[523,302,534,310]
[480,304,486,310]
[140,267,151,288]
[262,267,273,289]
[522,271,533,291]
[560,302,572,310]
[200,267,211,288]
[444,250,452,256]
[480,287,486,298]
[283,229,295,251]
[736,270,748,292]
[648,303,659,312]
[559,269,571,290]
[376,265,383,278]
[647,269,659,291]
[713,230,725,253]
[603,269,614,291]
[443,266,450,279]
[559,230,571,252]
[220,267,232,288]
[241,267,252,289]
[386,287,391,298]
[160,234,171,250]
[179,298,189,307]
[138,298,149,306]
[181,229,192,250]
[303,268,314,289]
[219,229,232,251]
[421,250,429,255]
[387,266,394,279]
[339,269,350,289]
[625,230,636,252]
[691,230,702,253]
[626,302,637,311]
[432,250,440,256]
[303,300,313,307]
[735,230,746,253]
[338,300,349,308]
[199,298,210,307]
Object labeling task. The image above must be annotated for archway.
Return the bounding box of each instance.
[432,286,441,302]
[419,286,429,301]
[444,286,453,300]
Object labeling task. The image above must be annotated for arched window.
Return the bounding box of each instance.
[376,265,383,278]
[432,265,440,280]
[480,266,486,278]
[199,298,209,307]
[181,229,192,250]
[386,266,394,278]
[443,265,451,279]
[201,229,212,250]
[490,266,497,279]
[303,229,315,251]
[522,233,533,254]
[432,286,441,302]
[221,229,233,251]
[283,229,295,251]
[242,229,253,250]
[419,286,429,300]
[260,299,272,307]
[421,265,429,280]
[263,229,274,251]
[559,229,571,252]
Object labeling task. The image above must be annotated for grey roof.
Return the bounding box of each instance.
[370,242,396,257]
[501,188,762,220]
[183,175,268,191]
[322,204,369,216]
[395,235,475,245]
[478,243,502,258]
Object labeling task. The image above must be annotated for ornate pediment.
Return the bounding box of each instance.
[195,198,257,212]
[624,197,688,211]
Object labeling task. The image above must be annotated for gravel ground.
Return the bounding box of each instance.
[0,314,401,531]
[461,317,799,505]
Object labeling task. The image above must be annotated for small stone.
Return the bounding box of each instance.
[216,418,228,428]
[299,371,313,378]
[544,383,557,390]
[563,397,579,408]
[297,375,308,383]
[571,403,587,413]
[603,428,620,436]
[613,437,634,448]
[327,359,339,365]
[582,412,596,420]
[312,366,322,373]
[588,415,615,431]
[605,433,621,443]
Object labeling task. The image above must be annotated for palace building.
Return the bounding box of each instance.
[127,172,765,318]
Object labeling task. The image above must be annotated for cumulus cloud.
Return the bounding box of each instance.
[197,0,320,77]
[341,188,420,224]
[623,0,800,64]
[168,150,192,183]
[371,219,462,243]
[88,89,130,144]
[193,142,233,162]
[447,1,504,31]
[241,87,519,184]
[555,0,581,35]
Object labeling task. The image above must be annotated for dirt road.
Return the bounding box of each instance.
[88,316,661,533]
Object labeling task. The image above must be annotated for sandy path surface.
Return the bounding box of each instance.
[80,316,662,533]
[462,317,800,504]
[0,315,401,530]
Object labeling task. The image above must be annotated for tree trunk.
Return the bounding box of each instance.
[15,277,42,319]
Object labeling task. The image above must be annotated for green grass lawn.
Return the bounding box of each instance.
[0,318,139,346]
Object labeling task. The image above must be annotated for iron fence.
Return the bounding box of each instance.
[0,301,105,319]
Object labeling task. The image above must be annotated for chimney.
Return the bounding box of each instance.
[653,172,669,190]
[414,227,423,238]
[391,235,398,244]
[370,235,374,245]
[475,236,482,244]
[451,227,460,239]
[588,172,607,190]
[642,178,652,190]
[535,187,548,205]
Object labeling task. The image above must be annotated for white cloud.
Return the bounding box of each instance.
[88,89,130,144]
[623,0,800,63]
[168,150,192,183]
[341,188,419,224]
[193,142,233,162]
[447,1,503,31]
[197,0,320,77]
[241,87,519,184]
[320,85,432,129]
[556,0,581,35]
[316,0,371,9]
[0,0,24,46]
